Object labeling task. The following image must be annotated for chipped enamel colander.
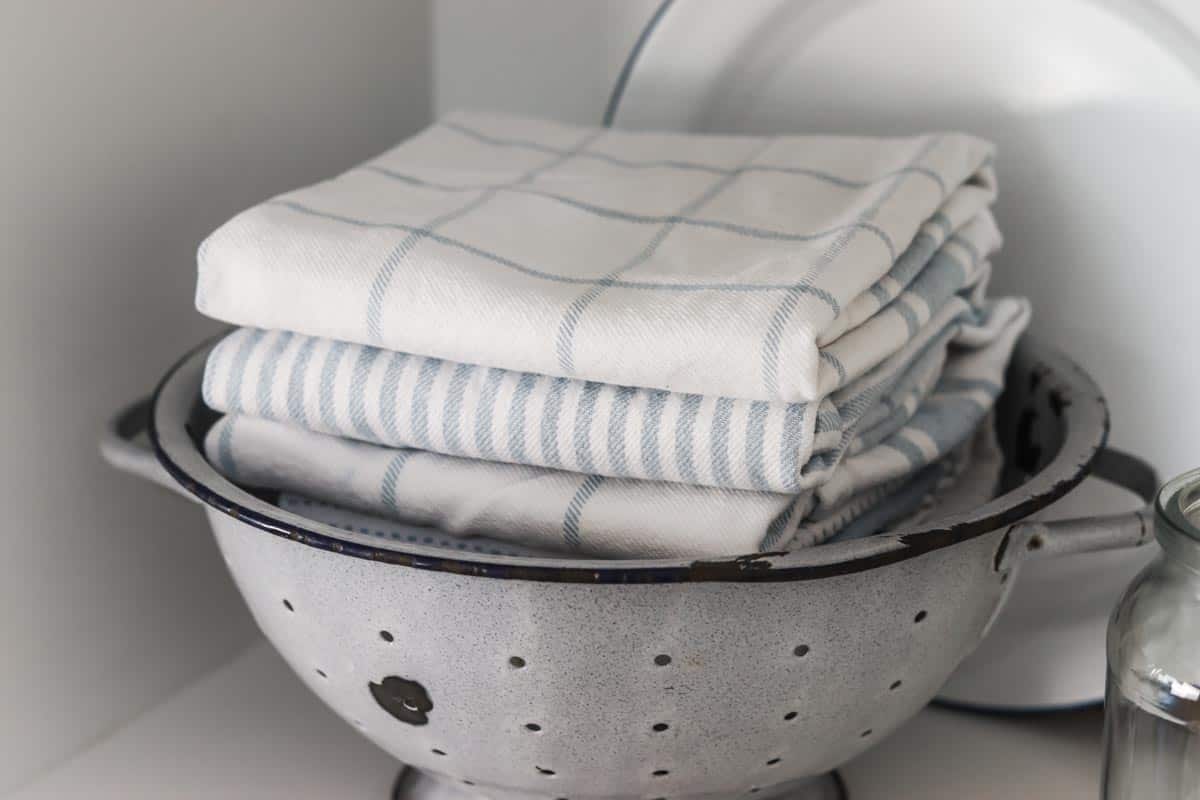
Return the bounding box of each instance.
[102,336,1156,800]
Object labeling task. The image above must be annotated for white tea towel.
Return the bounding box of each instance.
[196,111,998,402]
[268,414,999,560]
[203,300,1027,558]
[202,282,982,494]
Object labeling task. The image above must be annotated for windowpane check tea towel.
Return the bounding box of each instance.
[196,112,998,403]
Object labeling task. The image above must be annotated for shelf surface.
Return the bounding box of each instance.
[10,641,1101,799]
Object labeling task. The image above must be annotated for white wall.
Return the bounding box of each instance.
[0,2,430,792]
[433,0,661,124]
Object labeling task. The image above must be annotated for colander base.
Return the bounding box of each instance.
[390,767,848,800]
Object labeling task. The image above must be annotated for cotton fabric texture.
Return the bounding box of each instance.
[196,112,998,403]
[195,111,1022,558]
[203,300,1026,558]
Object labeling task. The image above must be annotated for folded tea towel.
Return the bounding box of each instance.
[202,257,991,493]
[266,413,999,560]
[196,111,998,403]
[827,416,1001,544]
[203,300,1027,558]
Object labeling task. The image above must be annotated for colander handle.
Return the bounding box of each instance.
[997,447,1159,570]
[100,395,199,503]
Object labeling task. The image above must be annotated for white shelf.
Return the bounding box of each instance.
[11,641,1101,799]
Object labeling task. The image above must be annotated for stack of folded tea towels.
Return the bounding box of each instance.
[195,112,1028,559]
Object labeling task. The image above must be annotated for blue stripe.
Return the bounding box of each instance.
[883,432,927,468]
[606,385,635,475]
[286,337,319,428]
[673,394,703,484]
[820,350,848,386]
[365,126,604,344]
[410,358,442,449]
[378,351,409,442]
[365,164,898,253]
[506,373,538,463]
[317,340,349,433]
[473,367,505,460]
[815,406,842,434]
[215,417,239,479]
[745,401,771,490]
[640,390,669,479]
[271,200,841,302]
[254,331,294,420]
[227,329,267,413]
[573,381,603,473]
[760,500,798,551]
[440,119,947,193]
[870,232,940,307]
[379,450,414,514]
[562,474,605,550]
[709,397,735,487]
[540,377,569,468]
[907,251,969,312]
[892,297,921,337]
[441,362,473,455]
[555,138,770,374]
[905,395,988,451]
[779,402,807,491]
[348,346,381,438]
[759,135,941,397]
[928,211,952,239]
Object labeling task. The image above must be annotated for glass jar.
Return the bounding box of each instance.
[1102,468,1200,799]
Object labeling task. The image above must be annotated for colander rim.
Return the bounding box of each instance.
[148,335,1107,583]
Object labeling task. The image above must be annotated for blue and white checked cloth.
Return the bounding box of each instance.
[203,300,1027,558]
[196,112,999,403]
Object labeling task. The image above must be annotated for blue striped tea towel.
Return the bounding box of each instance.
[196,112,998,404]
[202,279,988,494]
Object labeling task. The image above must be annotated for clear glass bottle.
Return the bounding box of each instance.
[1103,468,1200,799]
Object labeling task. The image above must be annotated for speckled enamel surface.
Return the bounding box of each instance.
[210,510,1007,799]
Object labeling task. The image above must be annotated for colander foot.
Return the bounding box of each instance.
[389,768,848,800]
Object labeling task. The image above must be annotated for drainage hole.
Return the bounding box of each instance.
[652,769,670,777]
[654,654,672,666]
[282,599,294,612]
[315,669,327,679]
[525,723,542,732]
[914,610,927,623]
[784,711,798,721]
[509,656,527,669]
[766,758,781,766]
[652,722,670,732]
[793,644,810,657]
[860,729,873,738]
[535,766,556,776]
[890,680,902,691]
[432,748,447,756]
[380,630,394,642]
